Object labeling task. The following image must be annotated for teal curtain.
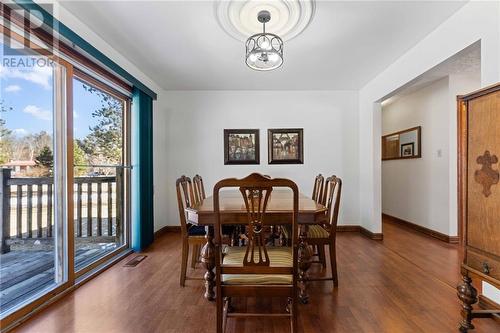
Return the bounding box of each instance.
[131,88,154,251]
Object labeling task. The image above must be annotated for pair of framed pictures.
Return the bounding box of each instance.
[224,128,303,165]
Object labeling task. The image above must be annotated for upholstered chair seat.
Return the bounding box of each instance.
[306,225,329,238]
[222,247,293,285]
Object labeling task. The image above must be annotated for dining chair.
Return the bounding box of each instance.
[309,174,325,262]
[213,173,299,333]
[176,175,206,286]
[312,174,324,202]
[312,174,335,265]
[192,174,207,265]
[306,176,342,287]
[193,174,206,205]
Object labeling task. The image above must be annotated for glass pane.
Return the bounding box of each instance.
[72,78,125,271]
[0,37,66,316]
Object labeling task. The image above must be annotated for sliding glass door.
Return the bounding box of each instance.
[1,21,130,324]
[0,36,69,316]
[72,75,129,273]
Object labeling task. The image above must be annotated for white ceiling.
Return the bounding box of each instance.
[381,41,481,106]
[59,1,467,91]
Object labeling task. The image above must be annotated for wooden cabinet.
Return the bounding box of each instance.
[457,83,500,332]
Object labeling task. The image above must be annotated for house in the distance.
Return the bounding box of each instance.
[1,160,36,176]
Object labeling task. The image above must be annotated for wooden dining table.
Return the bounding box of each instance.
[186,189,327,304]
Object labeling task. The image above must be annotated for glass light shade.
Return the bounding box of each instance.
[245,33,283,71]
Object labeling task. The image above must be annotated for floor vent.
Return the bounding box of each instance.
[124,255,147,267]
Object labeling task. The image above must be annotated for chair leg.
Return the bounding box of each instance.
[291,296,297,333]
[180,239,189,287]
[227,296,234,312]
[196,244,202,263]
[312,245,319,257]
[222,297,229,333]
[318,245,326,268]
[190,244,198,269]
[329,242,338,287]
[217,295,224,333]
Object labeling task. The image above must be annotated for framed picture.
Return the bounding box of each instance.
[401,142,414,157]
[224,129,260,165]
[382,126,421,160]
[268,128,304,164]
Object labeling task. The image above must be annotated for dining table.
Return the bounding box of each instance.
[186,189,327,304]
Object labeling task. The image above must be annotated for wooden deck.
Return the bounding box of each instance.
[0,245,117,313]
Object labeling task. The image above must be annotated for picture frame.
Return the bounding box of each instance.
[382,126,422,160]
[224,129,260,165]
[268,128,304,164]
[401,142,415,157]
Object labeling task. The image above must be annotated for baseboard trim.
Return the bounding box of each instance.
[382,213,458,244]
[336,225,383,240]
[154,226,181,239]
[359,226,384,240]
[336,225,361,233]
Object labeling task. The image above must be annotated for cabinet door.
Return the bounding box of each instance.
[467,90,500,256]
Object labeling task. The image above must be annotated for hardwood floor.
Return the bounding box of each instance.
[10,220,499,333]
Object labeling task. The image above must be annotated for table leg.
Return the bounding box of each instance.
[201,226,215,301]
[298,225,312,304]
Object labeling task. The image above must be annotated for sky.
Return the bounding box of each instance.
[1,40,108,141]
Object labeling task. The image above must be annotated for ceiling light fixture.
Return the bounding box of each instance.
[245,10,283,71]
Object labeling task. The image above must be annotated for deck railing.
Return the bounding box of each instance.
[0,168,122,253]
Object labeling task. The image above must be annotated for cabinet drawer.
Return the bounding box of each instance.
[467,250,500,280]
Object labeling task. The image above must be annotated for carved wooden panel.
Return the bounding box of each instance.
[467,89,500,257]
[474,150,499,197]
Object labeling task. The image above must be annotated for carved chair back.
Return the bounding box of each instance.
[176,175,195,235]
[213,172,299,274]
[312,174,324,203]
[193,174,206,205]
[318,174,334,206]
[322,176,342,238]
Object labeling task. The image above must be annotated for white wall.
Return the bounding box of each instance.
[382,74,481,236]
[382,78,450,234]
[358,1,500,234]
[155,90,360,229]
